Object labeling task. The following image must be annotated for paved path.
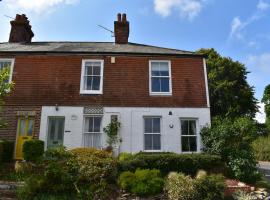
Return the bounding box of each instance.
[258,161,270,182]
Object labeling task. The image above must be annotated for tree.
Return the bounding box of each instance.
[197,48,258,119]
[262,84,270,132]
[0,67,14,128]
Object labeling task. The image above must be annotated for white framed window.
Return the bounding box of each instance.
[80,59,104,94]
[149,60,172,95]
[180,119,198,152]
[83,116,102,149]
[144,117,161,151]
[0,58,15,84]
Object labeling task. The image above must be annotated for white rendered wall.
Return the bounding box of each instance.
[39,106,211,153]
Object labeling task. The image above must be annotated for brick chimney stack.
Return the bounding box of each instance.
[9,14,34,43]
[114,13,129,44]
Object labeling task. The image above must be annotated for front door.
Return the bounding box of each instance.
[15,118,34,160]
[47,117,65,149]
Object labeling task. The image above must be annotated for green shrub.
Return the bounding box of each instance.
[23,140,44,162]
[195,173,225,200]
[118,152,134,161]
[0,140,14,162]
[119,153,224,176]
[0,142,3,164]
[165,172,197,200]
[232,190,257,200]
[252,136,270,161]
[119,169,164,197]
[201,117,260,183]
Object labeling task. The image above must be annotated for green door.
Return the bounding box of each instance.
[47,117,65,148]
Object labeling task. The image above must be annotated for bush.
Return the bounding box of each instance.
[119,169,164,197]
[23,140,44,162]
[195,173,225,200]
[165,172,197,200]
[252,136,270,161]
[119,153,224,176]
[201,117,260,183]
[232,190,257,200]
[0,140,14,162]
[118,152,134,161]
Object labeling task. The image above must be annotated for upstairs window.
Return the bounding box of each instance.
[149,61,172,95]
[0,59,14,84]
[80,60,104,94]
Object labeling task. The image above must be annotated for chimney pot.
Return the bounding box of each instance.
[9,14,34,43]
[117,13,121,22]
[122,13,127,22]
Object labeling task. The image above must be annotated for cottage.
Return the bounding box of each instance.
[0,13,210,159]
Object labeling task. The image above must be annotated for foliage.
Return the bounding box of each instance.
[119,153,224,176]
[0,67,14,128]
[201,117,260,183]
[119,169,164,197]
[197,48,258,119]
[70,148,118,183]
[18,146,117,200]
[195,173,225,200]
[165,172,197,200]
[0,140,14,162]
[23,140,44,162]
[118,152,134,161]
[252,136,270,161]
[262,84,270,132]
[232,190,257,200]
[103,119,121,147]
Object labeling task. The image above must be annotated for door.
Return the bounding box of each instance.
[15,118,34,160]
[47,117,65,148]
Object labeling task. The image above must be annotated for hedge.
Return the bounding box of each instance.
[23,140,44,162]
[118,153,224,176]
[0,140,14,162]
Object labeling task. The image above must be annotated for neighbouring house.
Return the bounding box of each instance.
[0,13,210,159]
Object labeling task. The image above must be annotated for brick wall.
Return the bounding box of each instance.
[2,54,207,107]
[0,106,41,141]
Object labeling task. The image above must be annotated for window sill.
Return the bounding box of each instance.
[80,90,103,95]
[143,150,162,153]
[150,92,172,96]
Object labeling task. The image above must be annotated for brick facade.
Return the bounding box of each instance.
[2,54,207,108]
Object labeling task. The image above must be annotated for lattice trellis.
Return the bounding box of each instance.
[83,107,103,114]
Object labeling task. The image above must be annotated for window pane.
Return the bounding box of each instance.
[85,117,94,132]
[19,119,26,136]
[92,76,101,90]
[181,120,189,135]
[58,119,64,140]
[189,137,197,152]
[160,78,169,92]
[144,134,152,150]
[152,77,161,92]
[153,134,161,150]
[181,136,190,152]
[159,62,169,76]
[0,61,11,70]
[153,118,160,133]
[27,119,34,136]
[144,118,152,133]
[189,121,196,136]
[84,76,93,90]
[85,65,93,75]
[93,66,101,75]
[151,62,160,76]
[93,117,101,132]
[49,119,55,140]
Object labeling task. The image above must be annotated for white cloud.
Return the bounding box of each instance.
[5,0,78,14]
[247,53,270,73]
[154,0,205,20]
[257,0,270,10]
[255,103,266,123]
[230,17,244,40]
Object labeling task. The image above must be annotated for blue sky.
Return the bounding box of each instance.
[0,0,269,122]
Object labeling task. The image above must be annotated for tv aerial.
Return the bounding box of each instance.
[98,25,114,37]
